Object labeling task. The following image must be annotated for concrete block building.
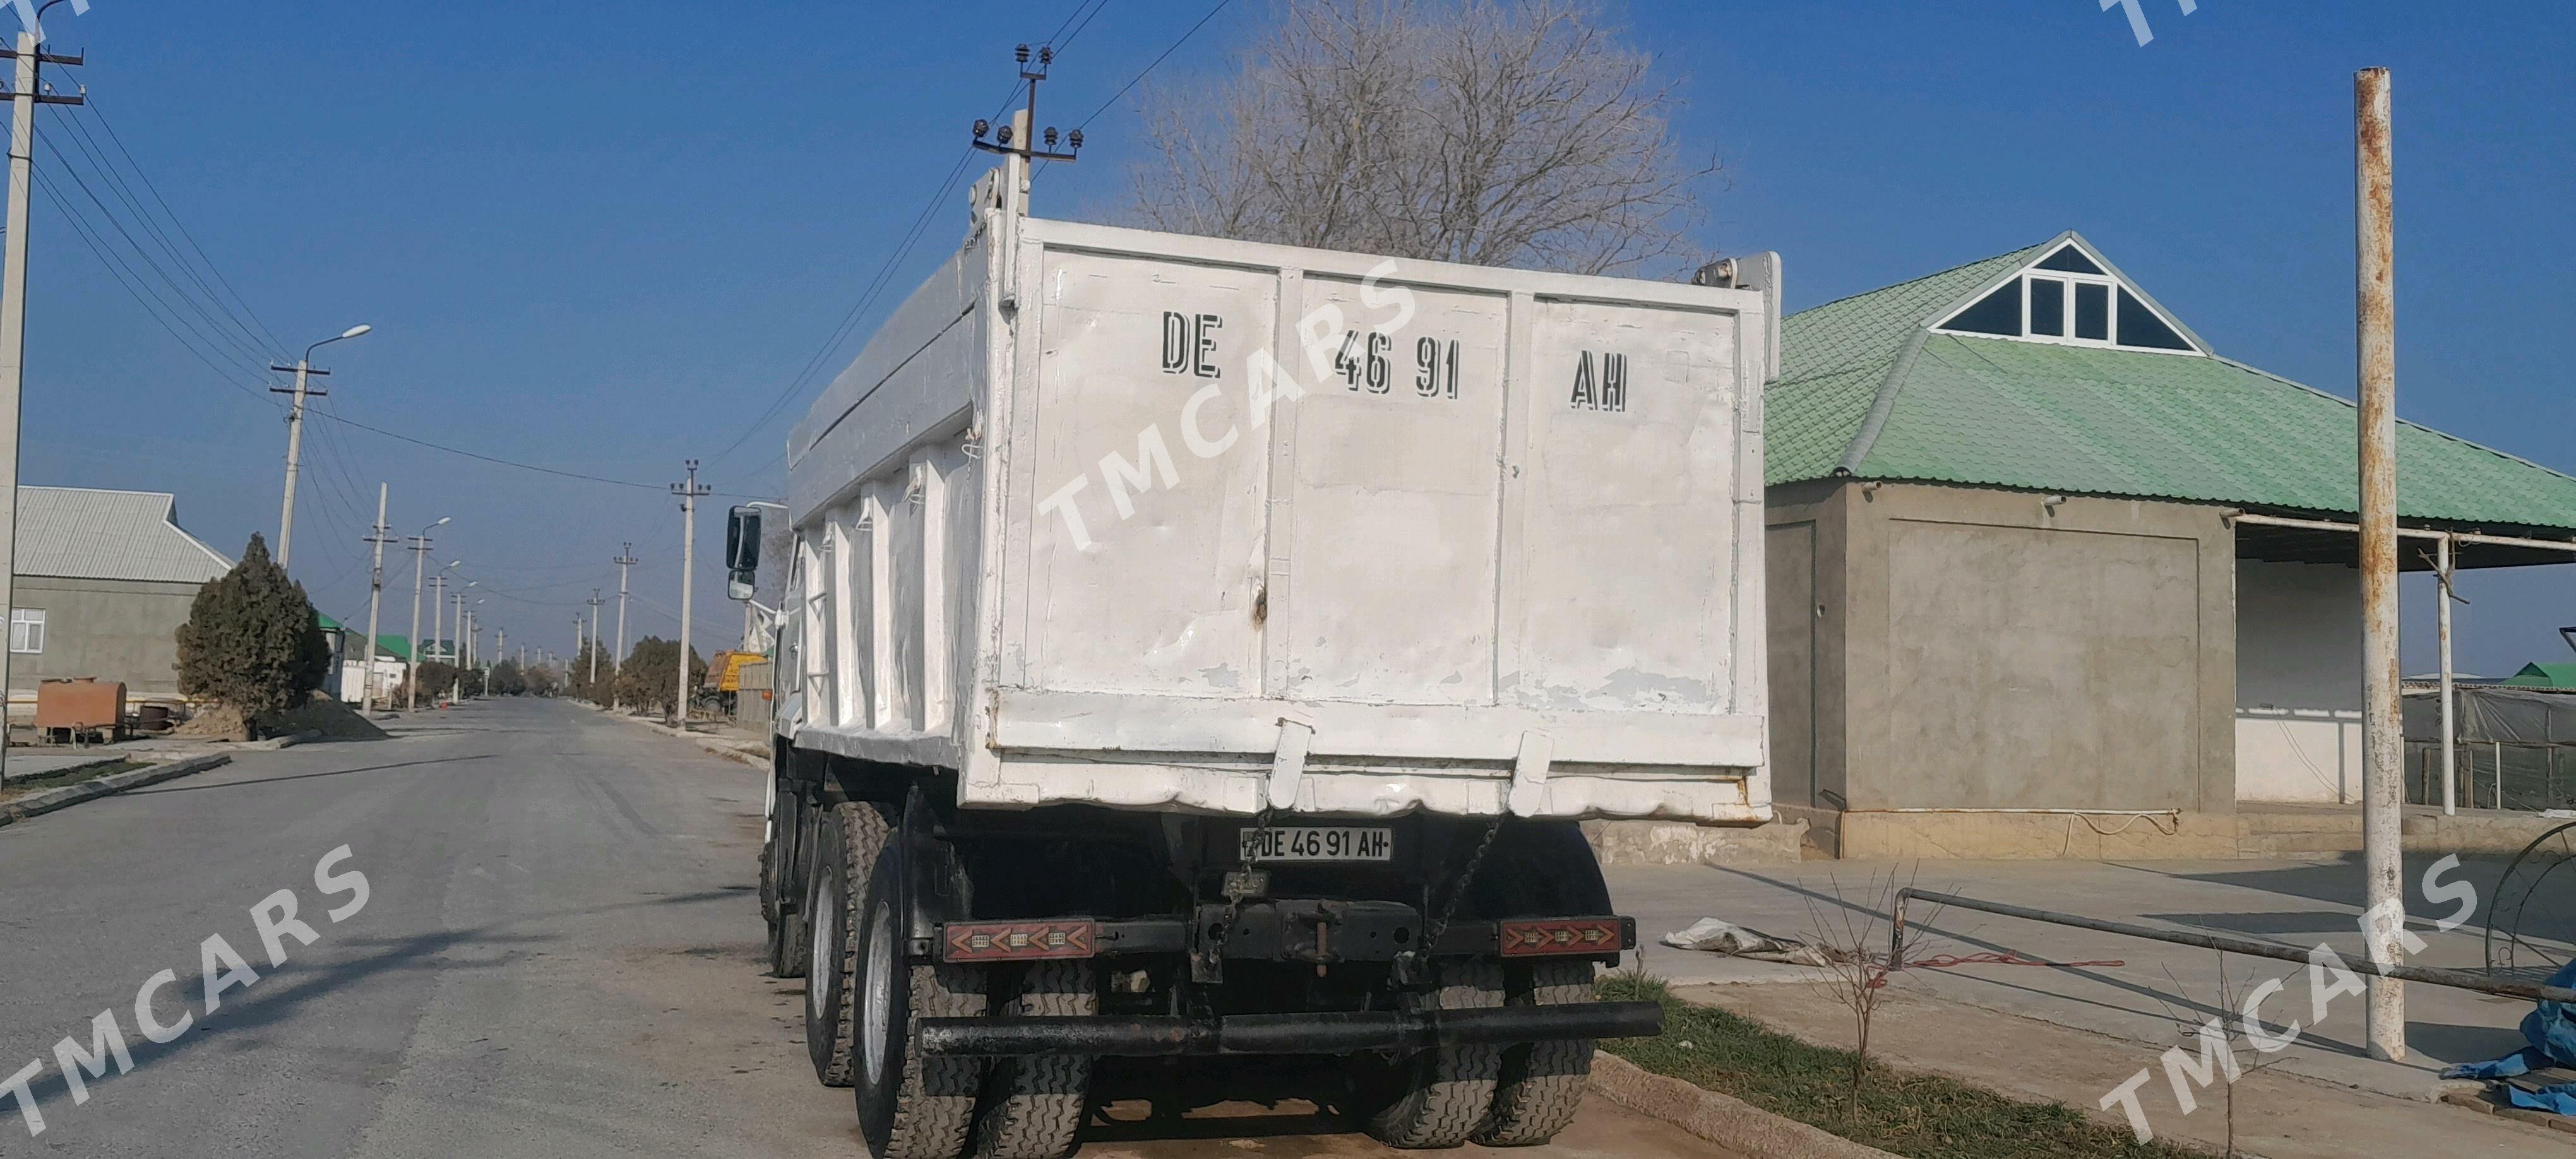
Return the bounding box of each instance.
[1765,232,2576,856]
[8,486,232,706]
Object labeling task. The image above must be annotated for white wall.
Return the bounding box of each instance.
[2236,560,2363,804]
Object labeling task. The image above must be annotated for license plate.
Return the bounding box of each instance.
[1239,826,1393,864]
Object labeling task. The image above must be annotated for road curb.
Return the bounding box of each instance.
[591,704,767,768]
[1588,1050,1904,1159]
[241,730,324,751]
[0,753,234,828]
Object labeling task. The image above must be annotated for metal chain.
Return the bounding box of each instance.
[1423,817,1506,957]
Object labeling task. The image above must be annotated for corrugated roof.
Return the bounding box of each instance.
[1768,235,2576,532]
[16,486,232,583]
[2501,662,2576,689]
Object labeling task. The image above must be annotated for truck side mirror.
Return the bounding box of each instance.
[727,506,761,600]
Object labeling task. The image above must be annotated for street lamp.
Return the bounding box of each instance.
[403,517,449,713]
[273,323,373,569]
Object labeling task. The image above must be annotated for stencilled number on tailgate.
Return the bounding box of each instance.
[1414,337,1459,399]
[1568,350,1628,413]
[1335,330,1461,401]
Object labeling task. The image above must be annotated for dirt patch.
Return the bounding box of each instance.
[267,691,390,740]
[169,692,389,742]
[172,702,250,741]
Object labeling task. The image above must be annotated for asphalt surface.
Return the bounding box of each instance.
[0,698,1726,1158]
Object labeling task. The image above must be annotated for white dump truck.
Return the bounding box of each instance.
[740,169,1778,1157]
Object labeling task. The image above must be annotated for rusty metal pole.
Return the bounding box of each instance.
[2354,66,2405,1062]
[2438,533,2455,816]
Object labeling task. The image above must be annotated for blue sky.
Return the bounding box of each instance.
[11,1,2572,674]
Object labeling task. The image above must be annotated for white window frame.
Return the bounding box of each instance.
[2022,270,2120,350]
[10,607,44,655]
[1931,247,2205,357]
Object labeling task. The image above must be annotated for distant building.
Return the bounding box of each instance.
[1765,232,2576,850]
[318,614,410,705]
[2498,662,2576,691]
[7,486,232,707]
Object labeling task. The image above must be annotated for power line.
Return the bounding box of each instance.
[1073,0,1236,131]
[704,4,1111,471]
[80,98,287,354]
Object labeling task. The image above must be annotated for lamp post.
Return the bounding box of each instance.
[403,518,448,713]
[272,324,371,569]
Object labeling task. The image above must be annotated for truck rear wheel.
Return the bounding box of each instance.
[805,802,893,1086]
[1359,961,1505,1149]
[855,838,988,1158]
[970,961,1097,1158]
[1473,960,1595,1146]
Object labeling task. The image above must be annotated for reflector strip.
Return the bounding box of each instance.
[943,920,1099,962]
[1498,918,1628,957]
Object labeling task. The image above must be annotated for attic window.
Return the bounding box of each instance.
[2033,246,2105,275]
[1931,245,2201,354]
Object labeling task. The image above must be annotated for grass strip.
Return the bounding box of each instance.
[1598,972,2207,1158]
[0,758,147,802]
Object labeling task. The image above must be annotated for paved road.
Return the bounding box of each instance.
[0,699,1721,1158]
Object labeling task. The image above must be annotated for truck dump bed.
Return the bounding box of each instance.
[783,202,1775,823]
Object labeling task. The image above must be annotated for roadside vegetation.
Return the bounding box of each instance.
[174,532,331,740]
[1597,972,2209,1159]
[0,759,146,802]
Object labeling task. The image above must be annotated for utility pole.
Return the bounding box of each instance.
[672,461,711,727]
[491,626,503,695]
[612,544,637,710]
[268,324,371,570]
[588,589,604,686]
[2354,66,2404,1063]
[0,23,82,789]
[403,523,445,713]
[270,362,326,569]
[970,44,1080,220]
[361,484,392,713]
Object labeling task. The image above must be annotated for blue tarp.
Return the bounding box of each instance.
[2441,958,2576,1115]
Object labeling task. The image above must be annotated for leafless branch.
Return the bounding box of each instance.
[1124,0,1718,276]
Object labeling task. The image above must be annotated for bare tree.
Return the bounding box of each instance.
[1127,0,1717,276]
[1802,868,1945,1097]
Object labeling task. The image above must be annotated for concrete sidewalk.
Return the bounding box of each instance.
[1606,857,2568,1156]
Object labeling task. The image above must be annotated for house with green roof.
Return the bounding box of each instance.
[1765,232,2576,851]
[2498,663,2576,691]
[319,610,414,706]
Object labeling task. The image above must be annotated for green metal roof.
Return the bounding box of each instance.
[2501,662,2576,689]
[1769,233,2576,532]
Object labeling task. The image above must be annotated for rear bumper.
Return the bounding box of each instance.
[917,1001,1662,1058]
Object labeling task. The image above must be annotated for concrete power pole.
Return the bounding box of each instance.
[672,461,711,727]
[588,589,604,686]
[0,28,83,789]
[2354,66,2404,1063]
[270,324,371,570]
[612,544,636,710]
[360,484,393,713]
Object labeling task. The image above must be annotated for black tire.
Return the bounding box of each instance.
[856,838,989,1158]
[764,791,808,978]
[806,802,893,1086]
[972,961,1097,1158]
[1474,960,1595,1146]
[1360,960,1505,1149]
